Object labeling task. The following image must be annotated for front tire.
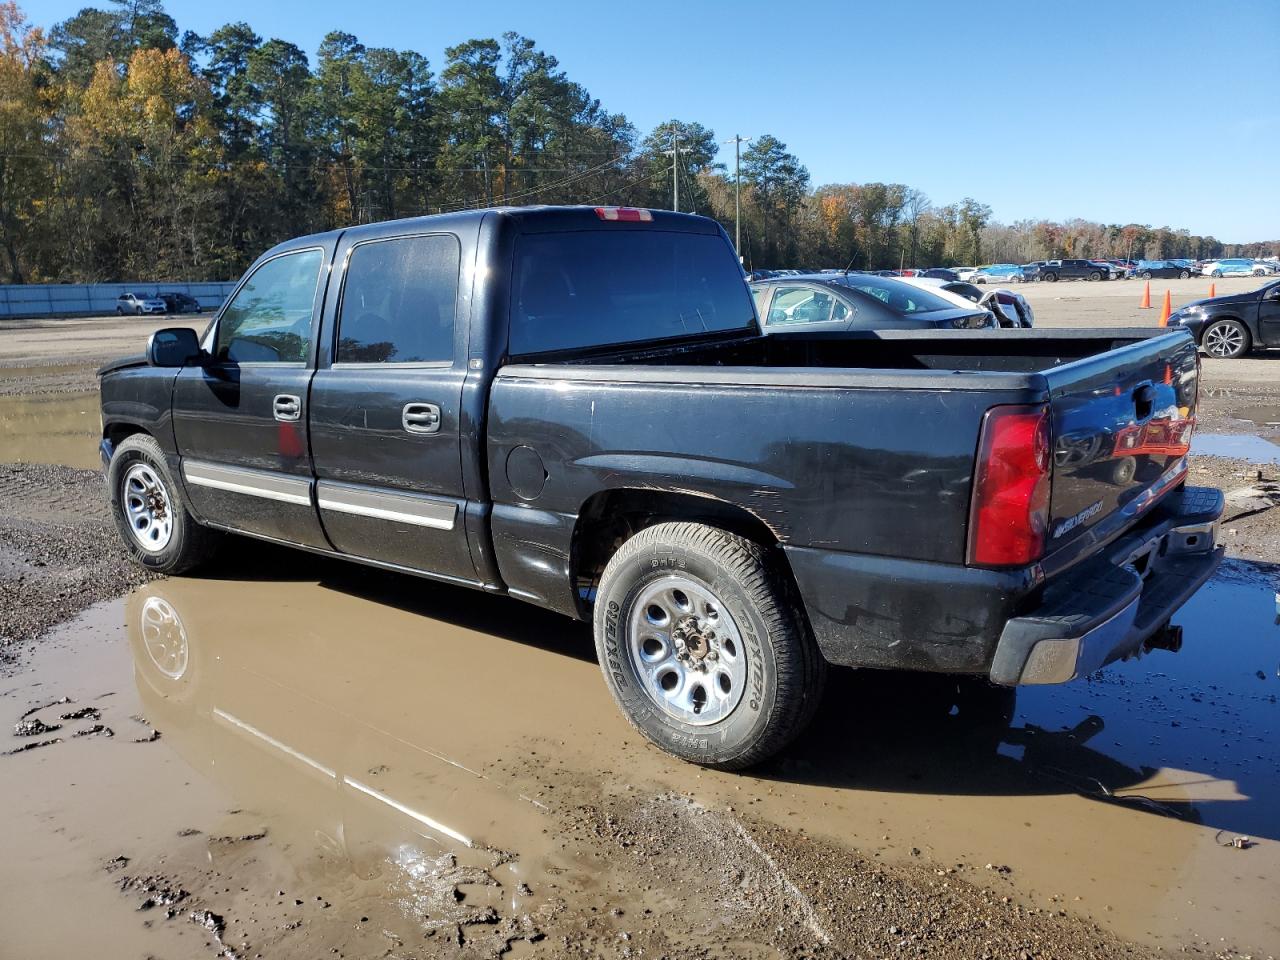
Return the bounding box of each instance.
[1088,270,1102,281]
[108,434,221,574]
[593,522,826,770]
[1211,269,1223,278]
[1179,270,1190,279]
[1042,272,1058,282]
[1201,318,1250,359]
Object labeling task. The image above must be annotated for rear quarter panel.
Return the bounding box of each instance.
[485,368,1028,617]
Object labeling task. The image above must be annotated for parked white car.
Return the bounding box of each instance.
[952,266,977,282]
[897,277,1033,327]
[1200,258,1271,278]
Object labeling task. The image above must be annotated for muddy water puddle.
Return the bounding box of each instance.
[1192,432,1280,463]
[0,389,100,468]
[2,553,1278,956]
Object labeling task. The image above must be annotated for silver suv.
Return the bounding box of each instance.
[116,292,167,315]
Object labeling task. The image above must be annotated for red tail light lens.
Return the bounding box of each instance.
[594,206,653,222]
[968,405,1052,567]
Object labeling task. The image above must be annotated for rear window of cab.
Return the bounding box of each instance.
[509,230,754,356]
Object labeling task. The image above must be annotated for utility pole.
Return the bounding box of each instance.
[723,135,751,255]
[663,131,688,212]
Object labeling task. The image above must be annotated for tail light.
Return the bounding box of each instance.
[968,404,1052,567]
[594,206,653,222]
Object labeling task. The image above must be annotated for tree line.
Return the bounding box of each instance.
[0,0,1273,284]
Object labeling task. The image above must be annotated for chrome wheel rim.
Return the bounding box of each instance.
[626,575,747,726]
[123,462,174,552]
[1204,323,1244,358]
[140,596,187,679]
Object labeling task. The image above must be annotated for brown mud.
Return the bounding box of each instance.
[1,561,1276,958]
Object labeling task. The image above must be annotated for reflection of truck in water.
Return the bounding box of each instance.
[99,205,1223,769]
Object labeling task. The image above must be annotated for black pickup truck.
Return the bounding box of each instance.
[99,206,1223,769]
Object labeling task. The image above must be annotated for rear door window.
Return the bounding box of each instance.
[336,235,460,364]
[510,230,754,355]
[767,286,834,325]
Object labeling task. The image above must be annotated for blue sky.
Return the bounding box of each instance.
[27,0,1280,241]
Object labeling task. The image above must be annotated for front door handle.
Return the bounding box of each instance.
[273,394,301,422]
[402,402,441,434]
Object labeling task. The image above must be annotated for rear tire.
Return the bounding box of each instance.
[593,521,826,770]
[108,434,221,574]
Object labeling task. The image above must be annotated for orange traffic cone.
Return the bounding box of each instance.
[1158,290,1172,326]
[1140,280,1151,308]
[1209,282,1216,298]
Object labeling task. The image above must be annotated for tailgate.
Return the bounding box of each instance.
[1043,330,1199,558]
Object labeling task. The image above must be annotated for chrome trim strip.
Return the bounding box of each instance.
[182,460,312,506]
[315,480,457,530]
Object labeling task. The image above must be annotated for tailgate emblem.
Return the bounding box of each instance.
[1052,500,1103,539]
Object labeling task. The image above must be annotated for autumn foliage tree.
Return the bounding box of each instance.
[0,0,1269,283]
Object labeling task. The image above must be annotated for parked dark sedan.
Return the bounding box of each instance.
[1135,260,1192,280]
[158,291,203,313]
[1167,279,1280,358]
[920,268,959,281]
[749,273,994,334]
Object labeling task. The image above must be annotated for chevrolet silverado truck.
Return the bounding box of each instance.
[98,206,1224,769]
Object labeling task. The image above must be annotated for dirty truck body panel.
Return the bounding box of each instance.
[99,206,1222,694]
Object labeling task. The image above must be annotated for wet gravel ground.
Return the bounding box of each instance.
[0,462,153,673]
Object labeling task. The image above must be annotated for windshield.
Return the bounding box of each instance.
[833,274,960,314]
[510,230,754,355]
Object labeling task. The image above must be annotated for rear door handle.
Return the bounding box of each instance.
[402,402,441,434]
[273,394,301,422]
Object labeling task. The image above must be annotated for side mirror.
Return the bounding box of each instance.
[147,327,203,367]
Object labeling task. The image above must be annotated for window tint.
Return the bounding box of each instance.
[511,230,753,355]
[215,250,322,363]
[767,286,834,325]
[832,300,850,322]
[834,274,956,314]
[337,235,459,364]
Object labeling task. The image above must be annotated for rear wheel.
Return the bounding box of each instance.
[108,434,221,574]
[594,521,826,770]
[1201,319,1250,359]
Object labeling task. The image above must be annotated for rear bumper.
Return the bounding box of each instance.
[989,486,1224,685]
[785,485,1224,678]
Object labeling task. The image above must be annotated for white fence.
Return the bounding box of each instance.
[0,281,237,319]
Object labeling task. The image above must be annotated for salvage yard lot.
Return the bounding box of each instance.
[1,279,1279,959]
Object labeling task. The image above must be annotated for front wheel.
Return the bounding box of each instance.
[1042,272,1058,282]
[1142,271,1153,280]
[108,434,221,574]
[1211,269,1223,278]
[1179,270,1190,279]
[1088,270,1102,281]
[594,522,826,770]
[1201,319,1250,359]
